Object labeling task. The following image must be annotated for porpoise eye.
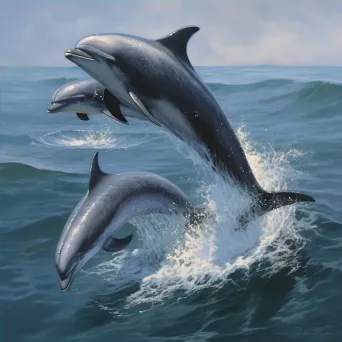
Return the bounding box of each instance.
[107,59,116,67]
[106,55,118,66]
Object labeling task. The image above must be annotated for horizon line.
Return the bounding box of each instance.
[2,64,342,68]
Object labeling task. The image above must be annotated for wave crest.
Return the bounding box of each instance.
[208,79,342,103]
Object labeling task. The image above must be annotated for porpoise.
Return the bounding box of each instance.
[47,78,144,123]
[56,152,209,291]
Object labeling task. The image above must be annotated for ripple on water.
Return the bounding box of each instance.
[35,126,150,150]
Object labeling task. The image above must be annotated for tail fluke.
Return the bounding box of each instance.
[259,191,315,212]
[237,190,315,228]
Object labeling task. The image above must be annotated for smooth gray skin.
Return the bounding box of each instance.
[64,26,314,225]
[56,152,197,291]
[47,79,105,115]
[47,78,143,122]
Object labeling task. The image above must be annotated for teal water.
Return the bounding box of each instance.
[0,66,341,341]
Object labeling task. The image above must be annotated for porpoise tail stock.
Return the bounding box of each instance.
[55,152,210,291]
[64,26,315,227]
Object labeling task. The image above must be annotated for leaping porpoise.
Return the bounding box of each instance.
[56,152,208,291]
[64,26,315,225]
[47,78,144,123]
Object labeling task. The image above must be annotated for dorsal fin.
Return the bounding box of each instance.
[156,26,199,69]
[89,152,107,191]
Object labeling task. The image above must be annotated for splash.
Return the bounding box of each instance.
[37,126,148,150]
[85,126,317,308]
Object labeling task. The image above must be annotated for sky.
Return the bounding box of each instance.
[1,0,342,66]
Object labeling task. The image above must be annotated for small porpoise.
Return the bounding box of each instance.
[64,26,315,225]
[56,152,208,291]
[47,78,143,123]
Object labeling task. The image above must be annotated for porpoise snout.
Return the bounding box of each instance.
[47,102,66,113]
[64,48,96,61]
[56,263,77,292]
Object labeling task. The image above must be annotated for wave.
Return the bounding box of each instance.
[208,79,342,118]
[207,78,295,92]
[42,77,79,86]
[291,80,342,102]
[4,77,80,89]
[0,161,74,180]
[208,79,342,102]
[208,78,342,92]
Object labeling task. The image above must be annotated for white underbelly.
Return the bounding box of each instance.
[151,99,198,141]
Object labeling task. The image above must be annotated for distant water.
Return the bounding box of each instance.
[1,66,341,342]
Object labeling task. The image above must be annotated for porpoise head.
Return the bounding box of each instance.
[48,78,132,124]
[55,193,96,291]
[55,152,133,291]
[64,34,139,123]
[47,79,107,121]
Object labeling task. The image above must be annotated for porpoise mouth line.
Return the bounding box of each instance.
[65,48,95,61]
[47,95,88,113]
[59,265,77,292]
[47,102,68,113]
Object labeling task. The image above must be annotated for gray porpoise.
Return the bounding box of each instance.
[55,152,206,291]
[64,26,315,226]
[47,78,143,123]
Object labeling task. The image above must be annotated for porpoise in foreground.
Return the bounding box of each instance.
[64,26,315,225]
[56,152,209,291]
[47,78,144,123]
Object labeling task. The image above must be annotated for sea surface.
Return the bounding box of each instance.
[1,66,341,342]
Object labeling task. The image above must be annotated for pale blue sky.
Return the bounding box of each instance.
[1,0,342,66]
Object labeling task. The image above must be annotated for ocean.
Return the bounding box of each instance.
[0,66,341,342]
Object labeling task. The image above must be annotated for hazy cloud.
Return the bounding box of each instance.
[1,0,342,66]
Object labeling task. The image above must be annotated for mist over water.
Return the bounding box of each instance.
[0,66,340,342]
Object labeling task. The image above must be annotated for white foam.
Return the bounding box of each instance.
[85,126,317,308]
[37,126,148,150]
